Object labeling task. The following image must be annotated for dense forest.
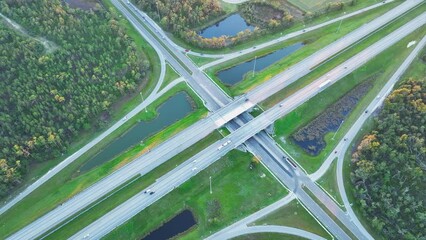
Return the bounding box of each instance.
[0,0,149,198]
[239,0,297,30]
[351,79,426,239]
[133,0,227,48]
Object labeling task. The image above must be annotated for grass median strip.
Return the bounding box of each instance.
[167,0,391,55]
[302,187,357,240]
[159,63,181,90]
[317,159,344,207]
[271,24,426,173]
[42,131,223,239]
[0,83,207,238]
[187,54,218,67]
[103,150,288,240]
[253,199,331,239]
[342,44,426,240]
[262,2,425,109]
[0,0,163,212]
[206,1,402,96]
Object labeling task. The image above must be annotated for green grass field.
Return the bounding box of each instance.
[253,199,331,239]
[317,158,344,206]
[104,150,287,240]
[342,37,426,240]
[289,0,351,12]
[206,1,401,96]
[168,0,386,54]
[159,63,180,90]
[1,0,163,208]
[0,83,208,238]
[43,131,223,239]
[268,14,426,173]
[233,233,306,240]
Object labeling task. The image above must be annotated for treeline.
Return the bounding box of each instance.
[351,79,426,239]
[0,0,149,198]
[133,0,226,48]
[239,1,295,30]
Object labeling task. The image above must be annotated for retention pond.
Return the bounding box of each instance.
[142,210,196,240]
[198,14,254,38]
[217,42,304,85]
[79,92,194,173]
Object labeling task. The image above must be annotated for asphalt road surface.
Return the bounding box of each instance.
[70,14,425,239]
[7,0,424,239]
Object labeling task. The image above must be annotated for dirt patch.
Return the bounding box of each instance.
[65,0,101,10]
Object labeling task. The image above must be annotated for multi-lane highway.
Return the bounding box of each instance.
[211,32,426,240]
[70,13,426,239]
[6,0,424,239]
[0,0,407,216]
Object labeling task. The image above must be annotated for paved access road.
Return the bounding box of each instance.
[210,15,426,240]
[140,0,397,61]
[0,0,402,215]
[7,0,424,239]
[70,14,426,239]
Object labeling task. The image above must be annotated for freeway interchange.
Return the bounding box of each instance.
[4,0,426,239]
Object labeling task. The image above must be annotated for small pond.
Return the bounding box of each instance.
[142,210,196,240]
[291,80,374,155]
[198,14,255,38]
[79,92,194,173]
[217,42,304,85]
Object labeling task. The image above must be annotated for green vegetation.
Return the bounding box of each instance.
[317,159,344,206]
[343,41,426,240]
[0,83,207,238]
[351,80,425,239]
[292,79,374,155]
[0,0,162,212]
[104,150,287,239]
[303,186,357,239]
[263,3,426,108]
[159,63,180,90]
[289,0,349,12]
[343,117,381,240]
[0,0,151,199]
[269,23,426,173]
[239,1,299,30]
[206,0,402,96]
[44,131,223,239]
[254,199,330,239]
[402,46,426,80]
[233,233,305,240]
[187,54,218,66]
[134,0,229,48]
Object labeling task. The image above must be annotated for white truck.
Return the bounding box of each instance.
[318,79,332,89]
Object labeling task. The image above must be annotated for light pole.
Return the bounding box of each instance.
[209,176,212,194]
[252,56,257,77]
[140,92,147,113]
[332,120,344,140]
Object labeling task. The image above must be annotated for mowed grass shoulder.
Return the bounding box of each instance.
[2,0,163,210]
[271,24,426,173]
[289,0,349,12]
[0,83,207,238]
[104,150,288,240]
[253,199,331,239]
[43,131,223,239]
[206,0,402,96]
